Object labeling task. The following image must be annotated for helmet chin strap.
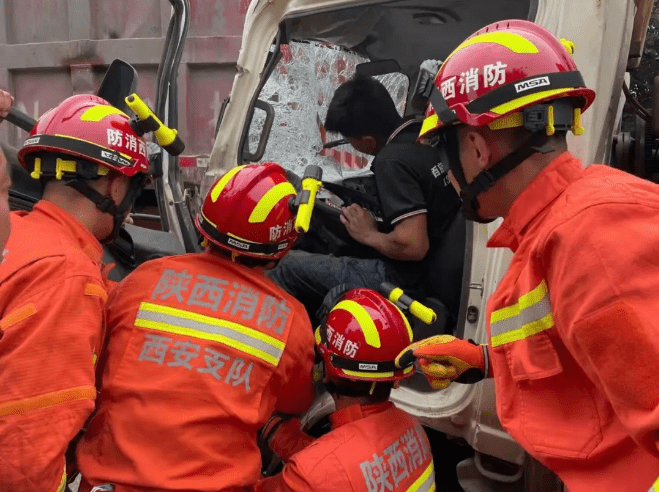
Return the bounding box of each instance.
[437,127,554,223]
[66,176,144,243]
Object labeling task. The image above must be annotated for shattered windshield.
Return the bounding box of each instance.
[247,41,408,182]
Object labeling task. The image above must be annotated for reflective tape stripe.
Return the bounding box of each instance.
[0,303,37,330]
[210,165,245,202]
[490,280,554,347]
[136,302,284,366]
[333,300,381,348]
[444,31,538,67]
[0,386,96,418]
[406,461,435,492]
[249,182,296,223]
[80,105,127,122]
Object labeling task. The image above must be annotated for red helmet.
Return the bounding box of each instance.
[419,19,596,139]
[18,94,149,179]
[316,288,415,383]
[195,163,298,260]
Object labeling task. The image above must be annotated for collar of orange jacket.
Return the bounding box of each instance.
[329,401,394,429]
[23,200,104,263]
[487,151,584,252]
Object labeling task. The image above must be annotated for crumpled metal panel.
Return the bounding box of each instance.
[0,0,246,162]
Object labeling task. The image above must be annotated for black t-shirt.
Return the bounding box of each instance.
[372,120,461,292]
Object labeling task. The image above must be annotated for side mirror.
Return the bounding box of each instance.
[96,59,139,113]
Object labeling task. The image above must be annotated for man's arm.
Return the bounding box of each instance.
[340,204,429,261]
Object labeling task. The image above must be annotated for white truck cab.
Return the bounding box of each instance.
[203,1,655,489]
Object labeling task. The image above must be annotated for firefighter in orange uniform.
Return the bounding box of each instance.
[76,163,316,492]
[397,19,659,491]
[0,94,150,491]
[255,288,435,492]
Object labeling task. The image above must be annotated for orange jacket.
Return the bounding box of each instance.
[486,152,659,491]
[253,402,435,492]
[77,252,316,492]
[0,201,109,492]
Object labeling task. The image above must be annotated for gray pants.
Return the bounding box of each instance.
[267,250,387,323]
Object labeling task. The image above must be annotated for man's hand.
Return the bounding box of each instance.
[0,90,14,118]
[340,203,378,244]
[396,335,490,390]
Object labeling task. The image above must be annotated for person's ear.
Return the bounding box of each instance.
[361,135,379,155]
[109,174,129,204]
[463,129,492,173]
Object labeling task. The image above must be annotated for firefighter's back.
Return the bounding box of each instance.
[77,251,316,492]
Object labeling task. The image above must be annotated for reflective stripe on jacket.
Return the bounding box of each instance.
[486,152,659,492]
[77,252,316,491]
[0,201,108,492]
[253,402,435,492]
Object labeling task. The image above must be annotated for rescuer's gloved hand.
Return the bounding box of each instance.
[395,335,491,390]
[260,415,314,462]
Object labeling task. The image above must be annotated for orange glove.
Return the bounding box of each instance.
[261,415,314,462]
[396,335,491,390]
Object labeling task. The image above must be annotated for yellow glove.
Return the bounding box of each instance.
[396,335,491,390]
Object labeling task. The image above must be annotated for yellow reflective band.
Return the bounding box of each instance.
[445,31,538,66]
[80,104,128,122]
[211,165,246,202]
[420,114,440,136]
[489,88,573,115]
[392,303,414,342]
[491,280,548,324]
[249,182,296,223]
[333,300,381,348]
[490,280,554,347]
[342,365,414,380]
[491,312,554,347]
[314,326,322,345]
[406,461,435,492]
[135,302,285,366]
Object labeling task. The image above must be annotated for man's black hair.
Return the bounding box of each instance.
[325,75,403,139]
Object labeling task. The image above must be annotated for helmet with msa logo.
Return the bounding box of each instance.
[315,288,415,383]
[418,19,596,138]
[195,163,299,260]
[18,94,149,179]
[17,94,150,242]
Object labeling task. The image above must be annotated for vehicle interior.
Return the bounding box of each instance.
[238,0,534,346]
